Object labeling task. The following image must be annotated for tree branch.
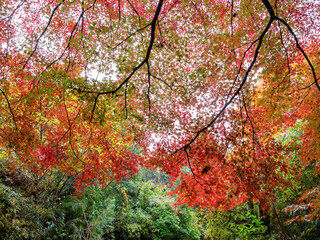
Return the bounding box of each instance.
[90,0,164,119]
[275,17,320,92]
[175,17,274,153]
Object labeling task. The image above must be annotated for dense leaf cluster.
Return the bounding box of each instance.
[1,0,320,238]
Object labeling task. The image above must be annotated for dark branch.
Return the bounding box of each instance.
[175,18,274,153]
[276,17,320,92]
[112,23,151,50]
[0,88,18,130]
[23,0,66,69]
[184,148,201,185]
[90,0,164,119]
[261,0,275,19]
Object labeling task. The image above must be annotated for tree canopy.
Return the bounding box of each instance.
[0,0,319,216]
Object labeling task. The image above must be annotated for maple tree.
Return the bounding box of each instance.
[0,0,319,218]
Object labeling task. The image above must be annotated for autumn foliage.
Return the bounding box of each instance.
[0,0,319,218]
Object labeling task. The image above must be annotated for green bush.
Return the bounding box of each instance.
[199,205,269,240]
[0,163,71,239]
[62,173,201,240]
[0,162,201,240]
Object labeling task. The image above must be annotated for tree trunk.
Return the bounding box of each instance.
[259,205,271,235]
